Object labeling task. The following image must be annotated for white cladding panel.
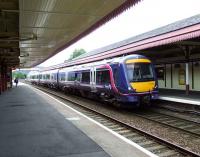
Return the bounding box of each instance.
[193,62,200,91]
[158,62,200,91]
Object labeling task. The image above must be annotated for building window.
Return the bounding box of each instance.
[179,69,185,85]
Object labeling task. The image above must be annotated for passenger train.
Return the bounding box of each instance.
[27,54,158,107]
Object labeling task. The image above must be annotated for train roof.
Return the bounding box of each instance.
[60,54,149,70]
[27,70,39,76]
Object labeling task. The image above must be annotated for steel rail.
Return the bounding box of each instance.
[132,111,200,137]
[28,84,200,157]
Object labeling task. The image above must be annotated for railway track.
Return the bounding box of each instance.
[133,110,200,137]
[152,101,200,116]
[29,83,200,157]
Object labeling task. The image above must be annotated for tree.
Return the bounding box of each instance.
[12,71,27,79]
[67,48,86,60]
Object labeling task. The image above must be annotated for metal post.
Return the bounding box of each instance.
[185,63,189,95]
[2,72,5,92]
[0,65,3,93]
[10,68,13,88]
[184,46,190,95]
[5,68,7,90]
[0,67,1,95]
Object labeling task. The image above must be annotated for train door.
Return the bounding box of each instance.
[90,67,96,92]
[94,67,96,91]
[74,72,81,89]
[57,69,60,88]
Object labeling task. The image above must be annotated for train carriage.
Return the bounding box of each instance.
[27,54,158,107]
[27,71,40,85]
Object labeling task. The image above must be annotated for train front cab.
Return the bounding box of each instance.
[112,56,158,107]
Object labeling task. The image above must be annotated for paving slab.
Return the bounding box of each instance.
[0,84,110,157]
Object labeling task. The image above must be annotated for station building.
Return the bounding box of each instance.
[0,1,199,156]
[51,14,200,95]
[0,0,139,94]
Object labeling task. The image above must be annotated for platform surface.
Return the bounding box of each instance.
[159,89,200,105]
[0,83,110,157]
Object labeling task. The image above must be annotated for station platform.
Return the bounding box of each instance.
[159,89,200,106]
[0,83,156,157]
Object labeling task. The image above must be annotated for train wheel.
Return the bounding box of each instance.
[113,100,121,108]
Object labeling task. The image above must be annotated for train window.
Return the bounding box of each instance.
[155,67,165,80]
[46,74,50,80]
[81,71,90,83]
[53,73,57,80]
[59,72,65,81]
[68,72,76,81]
[96,69,110,85]
[113,68,120,87]
[126,63,154,82]
[75,73,81,82]
[50,73,57,80]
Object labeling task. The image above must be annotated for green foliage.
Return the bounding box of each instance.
[12,71,27,79]
[68,48,86,60]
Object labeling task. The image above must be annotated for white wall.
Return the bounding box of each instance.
[193,62,200,91]
[157,62,200,91]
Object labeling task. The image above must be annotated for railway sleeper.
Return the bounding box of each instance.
[156,149,180,157]
[117,129,132,134]
[112,127,126,132]
[140,141,157,147]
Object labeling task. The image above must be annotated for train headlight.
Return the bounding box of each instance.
[128,87,136,92]
[154,85,158,90]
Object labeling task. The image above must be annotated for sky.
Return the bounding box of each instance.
[39,0,200,67]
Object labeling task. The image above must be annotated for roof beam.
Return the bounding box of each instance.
[0,1,18,10]
[176,41,200,46]
[21,10,101,17]
[0,56,18,59]
[21,26,74,30]
[0,42,18,48]
[0,32,19,38]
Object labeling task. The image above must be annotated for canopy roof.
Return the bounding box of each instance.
[19,0,140,68]
[0,0,140,68]
[44,14,200,70]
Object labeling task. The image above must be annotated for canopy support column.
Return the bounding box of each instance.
[184,46,191,95]
[185,62,189,95]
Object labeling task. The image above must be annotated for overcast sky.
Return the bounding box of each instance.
[39,0,200,67]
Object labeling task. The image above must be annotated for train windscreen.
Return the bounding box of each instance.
[126,63,154,82]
